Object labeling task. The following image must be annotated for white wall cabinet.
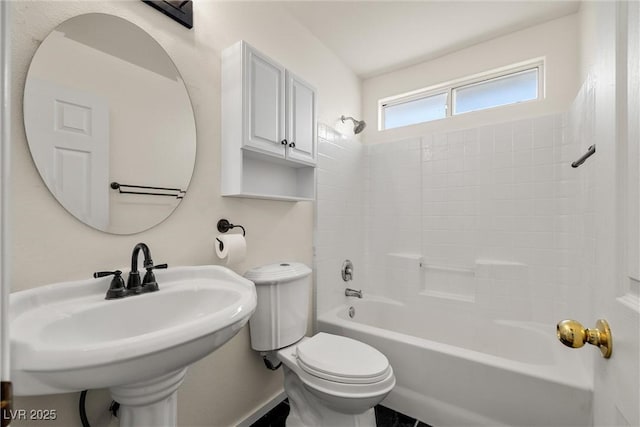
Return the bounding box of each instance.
[222,41,316,201]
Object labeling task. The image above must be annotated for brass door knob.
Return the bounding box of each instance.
[556,319,612,358]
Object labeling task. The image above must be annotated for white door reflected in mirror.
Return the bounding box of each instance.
[23,13,196,234]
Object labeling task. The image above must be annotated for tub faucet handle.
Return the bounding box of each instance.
[342,259,354,281]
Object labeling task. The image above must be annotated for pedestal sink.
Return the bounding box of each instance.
[9,265,257,426]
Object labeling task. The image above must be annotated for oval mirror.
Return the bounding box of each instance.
[23,13,196,234]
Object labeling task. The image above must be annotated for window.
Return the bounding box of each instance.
[383,92,447,130]
[453,68,538,115]
[379,60,543,130]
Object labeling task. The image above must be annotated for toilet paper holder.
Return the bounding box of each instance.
[216,219,246,251]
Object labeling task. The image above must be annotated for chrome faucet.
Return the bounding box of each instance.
[345,288,362,298]
[128,243,167,294]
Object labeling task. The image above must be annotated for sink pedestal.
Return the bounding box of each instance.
[110,368,187,427]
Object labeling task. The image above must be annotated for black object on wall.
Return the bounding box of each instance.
[571,144,596,168]
[110,182,186,199]
[142,1,193,29]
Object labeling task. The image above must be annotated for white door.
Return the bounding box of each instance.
[244,46,286,159]
[24,78,109,230]
[591,2,640,426]
[286,71,316,165]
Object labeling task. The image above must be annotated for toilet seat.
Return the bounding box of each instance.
[296,333,391,384]
[277,334,395,402]
[276,333,396,417]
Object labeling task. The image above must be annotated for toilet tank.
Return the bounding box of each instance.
[244,262,312,352]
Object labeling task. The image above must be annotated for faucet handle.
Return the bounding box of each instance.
[94,270,127,300]
[142,263,168,293]
[150,263,168,270]
[94,270,122,279]
[341,260,354,281]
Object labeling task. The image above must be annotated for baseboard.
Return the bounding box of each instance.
[236,390,287,427]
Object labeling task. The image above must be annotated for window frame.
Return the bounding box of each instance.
[378,59,545,131]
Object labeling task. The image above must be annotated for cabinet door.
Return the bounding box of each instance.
[286,72,316,165]
[244,47,286,158]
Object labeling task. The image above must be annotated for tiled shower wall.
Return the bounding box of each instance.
[363,114,592,324]
[315,124,365,316]
[570,75,597,337]
[316,109,594,326]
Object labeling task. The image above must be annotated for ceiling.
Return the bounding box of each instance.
[281,1,581,79]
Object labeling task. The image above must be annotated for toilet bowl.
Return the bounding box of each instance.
[281,333,395,409]
[245,263,395,426]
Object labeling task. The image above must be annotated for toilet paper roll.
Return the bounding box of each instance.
[215,234,247,265]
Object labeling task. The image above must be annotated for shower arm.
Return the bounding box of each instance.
[340,115,366,134]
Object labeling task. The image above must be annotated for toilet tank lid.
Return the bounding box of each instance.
[244,262,311,284]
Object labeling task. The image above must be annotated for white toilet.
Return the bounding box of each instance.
[245,262,395,427]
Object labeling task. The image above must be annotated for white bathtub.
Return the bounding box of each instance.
[317,297,592,427]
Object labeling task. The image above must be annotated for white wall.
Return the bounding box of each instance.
[9,1,360,426]
[362,13,579,144]
[578,3,598,83]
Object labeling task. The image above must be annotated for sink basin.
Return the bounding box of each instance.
[10,265,257,397]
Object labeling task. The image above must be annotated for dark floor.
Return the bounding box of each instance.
[249,400,431,427]
[250,399,290,427]
[375,405,431,427]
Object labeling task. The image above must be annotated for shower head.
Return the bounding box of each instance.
[341,115,367,134]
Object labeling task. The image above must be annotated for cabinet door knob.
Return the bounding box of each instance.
[281,139,288,145]
[289,142,296,148]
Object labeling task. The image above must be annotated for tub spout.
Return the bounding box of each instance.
[345,288,362,298]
